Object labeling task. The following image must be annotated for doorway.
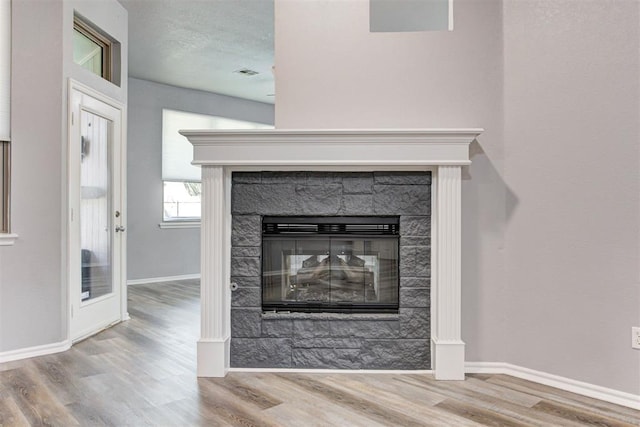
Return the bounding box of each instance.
[68,80,126,342]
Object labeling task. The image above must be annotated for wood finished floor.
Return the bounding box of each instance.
[1,280,638,426]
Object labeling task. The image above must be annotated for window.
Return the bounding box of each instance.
[0,141,8,233]
[73,16,112,81]
[1,0,10,236]
[369,0,452,32]
[161,109,273,224]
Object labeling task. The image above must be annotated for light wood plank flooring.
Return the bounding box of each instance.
[1,280,638,426]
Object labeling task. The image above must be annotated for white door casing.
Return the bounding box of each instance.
[68,80,127,342]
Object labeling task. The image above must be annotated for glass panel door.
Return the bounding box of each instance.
[69,83,124,342]
[80,110,112,302]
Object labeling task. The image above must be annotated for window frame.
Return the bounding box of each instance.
[161,179,202,226]
[73,16,112,82]
[0,140,9,233]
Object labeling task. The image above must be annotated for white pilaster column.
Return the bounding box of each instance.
[432,165,465,380]
[197,166,230,377]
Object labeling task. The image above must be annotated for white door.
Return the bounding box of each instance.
[69,82,126,342]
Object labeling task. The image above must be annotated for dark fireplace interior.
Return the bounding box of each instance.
[262,216,399,313]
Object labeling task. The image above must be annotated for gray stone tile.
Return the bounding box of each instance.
[361,339,429,369]
[293,337,362,349]
[400,216,430,236]
[231,215,261,247]
[232,172,262,183]
[230,276,261,288]
[230,338,292,368]
[231,246,261,258]
[400,277,430,288]
[232,184,298,215]
[329,320,400,339]
[400,246,430,277]
[399,308,430,339]
[373,185,430,215]
[261,171,307,184]
[374,172,431,185]
[231,287,261,308]
[400,288,429,308]
[296,184,342,215]
[292,348,362,369]
[306,172,343,185]
[230,256,260,277]
[340,194,374,215]
[342,174,373,194]
[401,237,430,246]
[261,319,293,337]
[231,309,262,337]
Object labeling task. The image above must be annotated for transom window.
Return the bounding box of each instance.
[73,16,113,82]
[0,141,8,233]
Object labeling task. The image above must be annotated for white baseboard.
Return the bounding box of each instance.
[228,368,434,375]
[466,362,640,410]
[0,340,71,364]
[127,273,200,286]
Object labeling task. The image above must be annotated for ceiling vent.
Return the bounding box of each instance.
[234,68,259,76]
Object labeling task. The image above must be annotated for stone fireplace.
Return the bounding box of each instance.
[181,129,483,380]
[231,172,429,369]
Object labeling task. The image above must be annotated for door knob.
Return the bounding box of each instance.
[115,225,126,232]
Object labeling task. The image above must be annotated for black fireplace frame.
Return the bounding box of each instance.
[261,216,400,314]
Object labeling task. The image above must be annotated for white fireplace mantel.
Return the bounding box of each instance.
[181,128,483,380]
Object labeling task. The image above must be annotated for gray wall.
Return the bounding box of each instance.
[1,0,127,352]
[127,78,274,281]
[503,0,640,394]
[275,0,639,395]
[0,0,65,351]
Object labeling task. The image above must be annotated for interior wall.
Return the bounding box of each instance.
[0,0,127,353]
[0,0,65,352]
[274,0,507,363]
[503,0,640,395]
[127,78,274,281]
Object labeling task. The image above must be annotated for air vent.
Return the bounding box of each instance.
[262,216,399,236]
[234,68,259,76]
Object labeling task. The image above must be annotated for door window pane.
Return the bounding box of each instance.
[80,111,112,301]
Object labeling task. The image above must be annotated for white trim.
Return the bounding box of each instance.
[67,79,127,342]
[229,368,434,375]
[0,233,18,246]
[0,340,71,364]
[198,337,230,377]
[184,128,482,168]
[466,362,640,410]
[432,165,465,380]
[159,221,200,229]
[127,273,200,286]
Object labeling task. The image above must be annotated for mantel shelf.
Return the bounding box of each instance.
[181,128,484,168]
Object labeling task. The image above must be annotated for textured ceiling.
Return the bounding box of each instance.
[119,0,274,104]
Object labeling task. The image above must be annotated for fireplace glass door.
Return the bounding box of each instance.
[262,217,399,313]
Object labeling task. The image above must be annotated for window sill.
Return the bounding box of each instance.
[159,221,200,229]
[0,233,19,246]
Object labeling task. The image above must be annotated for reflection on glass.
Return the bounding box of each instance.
[80,111,112,302]
[73,28,104,77]
[263,237,399,310]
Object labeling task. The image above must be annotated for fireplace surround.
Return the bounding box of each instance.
[181,128,483,379]
[231,173,430,369]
